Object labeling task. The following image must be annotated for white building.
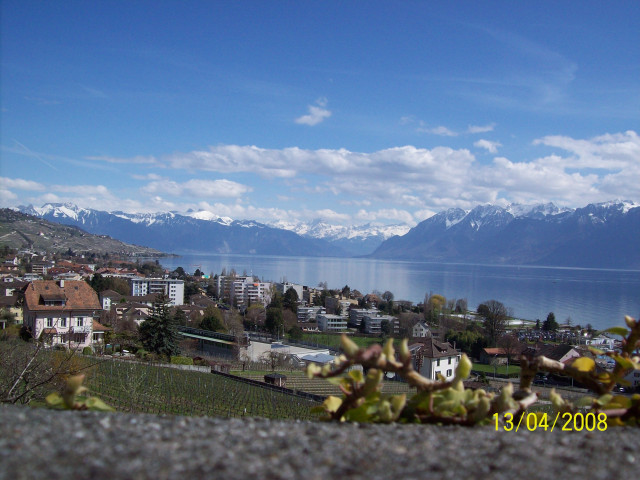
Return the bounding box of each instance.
[409,338,460,381]
[317,314,348,332]
[348,308,379,328]
[297,306,326,322]
[130,277,184,306]
[412,321,431,338]
[361,315,399,334]
[22,280,103,350]
[276,282,304,301]
[216,275,271,307]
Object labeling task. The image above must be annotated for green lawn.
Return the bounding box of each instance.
[300,332,387,349]
[471,363,521,377]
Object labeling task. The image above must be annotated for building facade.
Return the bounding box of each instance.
[23,280,102,350]
[317,314,348,332]
[130,277,184,306]
[409,338,460,381]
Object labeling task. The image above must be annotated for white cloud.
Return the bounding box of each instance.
[419,125,458,136]
[295,98,332,126]
[356,208,415,225]
[0,189,17,202]
[532,130,640,169]
[11,130,637,226]
[0,177,46,191]
[86,155,157,164]
[142,178,252,198]
[467,123,496,134]
[474,139,502,153]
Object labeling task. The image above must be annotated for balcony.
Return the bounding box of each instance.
[72,325,92,334]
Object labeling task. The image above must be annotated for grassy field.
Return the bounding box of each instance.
[85,360,321,420]
[300,332,387,349]
[471,363,521,377]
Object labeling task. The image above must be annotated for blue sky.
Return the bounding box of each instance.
[1,1,639,226]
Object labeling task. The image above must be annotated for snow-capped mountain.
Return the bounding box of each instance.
[18,200,640,267]
[268,219,411,255]
[371,200,640,268]
[18,203,349,257]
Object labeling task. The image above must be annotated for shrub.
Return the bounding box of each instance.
[82,347,93,356]
[170,356,194,365]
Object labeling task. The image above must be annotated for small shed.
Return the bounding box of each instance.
[264,373,287,387]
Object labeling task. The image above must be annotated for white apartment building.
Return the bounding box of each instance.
[348,308,380,328]
[317,314,347,332]
[216,275,271,307]
[276,282,304,301]
[130,277,184,306]
[361,315,399,335]
[297,306,326,322]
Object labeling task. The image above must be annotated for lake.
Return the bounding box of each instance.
[156,253,640,331]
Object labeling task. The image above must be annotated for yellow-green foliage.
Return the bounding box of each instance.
[309,316,640,426]
[45,374,114,412]
[170,356,194,365]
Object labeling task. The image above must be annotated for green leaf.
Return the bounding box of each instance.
[84,397,115,412]
[588,347,605,356]
[613,355,634,370]
[603,327,629,337]
[594,394,613,406]
[322,396,343,413]
[45,392,63,409]
[575,396,595,407]
[572,357,596,373]
[348,369,364,383]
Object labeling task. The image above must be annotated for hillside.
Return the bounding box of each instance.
[0,209,165,257]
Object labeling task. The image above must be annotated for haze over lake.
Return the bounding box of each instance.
[157,253,640,332]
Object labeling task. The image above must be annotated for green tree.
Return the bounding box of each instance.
[265,307,284,336]
[138,294,180,359]
[288,325,303,341]
[542,312,559,332]
[172,267,187,279]
[380,319,391,336]
[174,308,188,327]
[283,287,299,314]
[199,306,224,332]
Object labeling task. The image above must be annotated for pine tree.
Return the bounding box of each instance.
[139,294,180,359]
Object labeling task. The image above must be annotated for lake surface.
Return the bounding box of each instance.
[156,253,640,331]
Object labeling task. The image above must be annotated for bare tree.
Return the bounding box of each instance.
[497,333,522,363]
[478,300,508,346]
[0,338,93,405]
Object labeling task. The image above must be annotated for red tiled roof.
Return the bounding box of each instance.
[92,320,110,332]
[24,280,101,312]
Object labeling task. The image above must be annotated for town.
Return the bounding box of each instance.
[1,246,638,403]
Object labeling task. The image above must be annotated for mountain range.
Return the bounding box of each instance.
[16,200,640,268]
[370,201,640,268]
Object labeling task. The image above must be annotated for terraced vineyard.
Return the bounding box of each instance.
[86,360,321,420]
[232,369,416,397]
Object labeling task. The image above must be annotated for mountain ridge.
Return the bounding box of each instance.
[369,200,640,268]
[16,200,640,267]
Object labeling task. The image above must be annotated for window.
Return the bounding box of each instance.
[446,369,453,377]
[76,317,84,327]
[436,359,440,367]
[60,318,67,328]
[448,357,452,365]
[46,318,54,328]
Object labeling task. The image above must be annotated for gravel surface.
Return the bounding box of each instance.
[1,405,638,480]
